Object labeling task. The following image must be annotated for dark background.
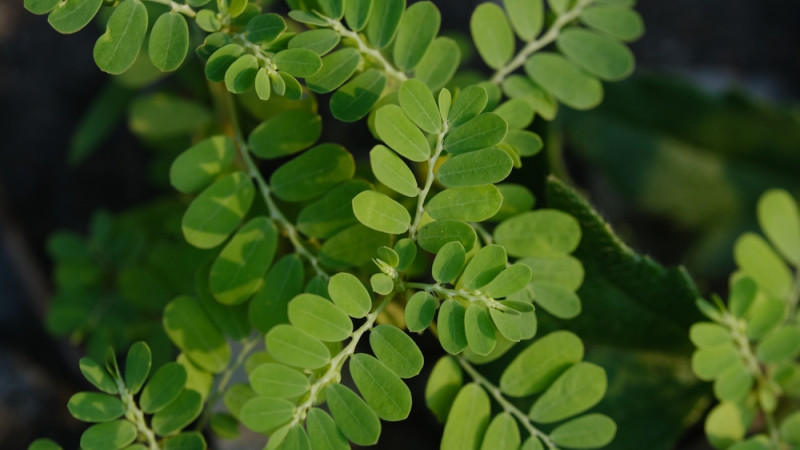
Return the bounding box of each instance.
[1,0,799,448]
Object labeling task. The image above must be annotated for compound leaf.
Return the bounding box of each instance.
[182,171,254,249]
[441,383,490,450]
[249,110,322,159]
[470,3,514,70]
[437,148,513,188]
[149,12,189,71]
[249,363,309,399]
[240,396,295,433]
[266,324,330,369]
[529,362,607,423]
[549,414,617,449]
[438,300,467,354]
[369,324,424,378]
[525,53,603,110]
[93,0,147,74]
[426,185,502,222]
[68,392,125,422]
[330,69,387,122]
[414,37,460,91]
[170,135,235,194]
[500,330,583,397]
[140,362,187,414]
[350,354,412,421]
[152,390,203,436]
[80,420,137,450]
[326,383,381,445]
[444,113,508,155]
[393,1,440,71]
[352,190,411,234]
[270,144,355,202]
[375,104,430,162]
[288,293,353,342]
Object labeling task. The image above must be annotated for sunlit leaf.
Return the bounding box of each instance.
[480,412,520,450]
[240,396,295,433]
[529,362,607,423]
[470,3,514,70]
[80,420,137,450]
[369,324,424,378]
[758,189,800,266]
[307,408,349,450]
[149,12,189,71]
[525,53,603,110]
[249,363,309,399]
[494,210,581,257]
[182,171,254,249]
[266,324,330,369]
[352,190,411,234]
[375,104,431,162]
[350,354,412,421]
[414,37,460,91]
[465,304,496,356]
[288,293,353,342]
[580,5,644,42]
[270,144,355,202]
[734,233,793,298]
[504,0,543,41]
[393,1,440,71]
[557,28,634,81]
[163,296,231,373]
[441,383,490,450]
[437,148,513,187]
[93,0,148,74]
[170,135,235,194]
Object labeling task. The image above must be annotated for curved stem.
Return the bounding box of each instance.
[325,18,408,84]
[457,357,557,450]
[409,123,448,239]
[403,281,511,312]
[490,0,594,85]
[117,381,160,450]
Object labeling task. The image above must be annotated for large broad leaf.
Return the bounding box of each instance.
[393,1,440,72]
[163,297,231,373]
[544,178,702,353]
[93,0,148,74]
[182,171,254,249]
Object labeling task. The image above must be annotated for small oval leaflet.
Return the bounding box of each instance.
[465,304,497,356]
[365,0,404,49]
[124,341,151,395]
[481,264,532,299]
[68,392,125,422]
[414,37,461,91]
[580,5,644,42]
[249,109,322,160]
[25,0,59,15]
[425,356,463,423]
[307,408,350,450]
[399,78,442,135]
[370,145,419,197]
[691,344,741,381]
[319,224,392,269]
[525,52,603,110]
[163,297,231,373]
[274,48,323,78]
[689,322,731,348]
[714,363,752,403]
[352,190,411,235]
[246,13,286,43]
[441,383,490,450]
[170,135,235,194]
[470,3,515,70]
[734,233,793,299]
[528,362,608,423]
[345,0,373,31]
[225,54,259,93]
[326,383,382,446]
[80,420,137,450]
[438,300,468,354]
[370,273,394,295]
[163,432,206,450]
[500,330,584,397]
[369,324,424,378]
[209,216,278,305]
[79,357,117,395]
[458,244,507,291]
[297,180,369,238]
[249,254,304,334]
[494,98,535,130]
[289,29,341,55]
[437,148,513,188]
[375,105,431,162]
[480,412,520,450]
[269,144,355,202]
[249,363,309,399]
[394,1,441,71]
[504,0,543,41]
[140,362,187,414]
[757,189,800,266]
[266,324,331,369]
[746,296,785,340]
[448,85,488,127]
[328,272,372,318]
[152,389,203,436]
[557,28,634,81]
[240,396,295,433]
[350,353,412,421]
[426,185,503,222]
[48,0,103,34]
[532,281,582,319]
[205,44,245,82]
[93,0,148,75]
[494,210,581,257]
[306,48,361,94]
[288,293,353,342]
[149,12,189,72]
[418,220,476,253]
[182,171,255,249]
[756,326,800,364]
[432,241,466,284]
[444,113,508,155]
[330,70,387,122]
[549,414,617,448]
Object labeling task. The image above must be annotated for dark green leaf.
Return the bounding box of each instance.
[444,113,508,155]
[438,300,467,354]
[330,69,387,122]
[68,392,124,422]
[274,48,323,77]
[162,432,206,450]
[247,13,286,43]
[344,0,373,31]
[93,0,148,74]
[80,421,137,450]
[432,241,466,284]
[124,341,151,395]
[48,0,103,34]
[182,171,255,249]
[306,48,360,94]
[129,93,212,139]
[393,1,440,71]
[249,110,322,159]
[326,383,381,445]
[319,224,392,269]
[224,54,259,93]
[205,44,245,82]
[170,135,235,194]
[25,0,59,15]
[414,37,460,91]
[297,180,369,238]
[79,357,117,395]
[270,144,355,202]
[140,362,187,414]
[163,296,231,373]
[249,254,304,334]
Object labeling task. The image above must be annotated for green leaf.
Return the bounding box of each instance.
[705,402,753,449]
[370,273,394,294]
[25,0,59,15]
[394,238,417,270]
[500,330,583,396]
[326,383,382,445]
[247,13,286,43]
[370,145,419,197]
[481,264,532,298]
[254,68,271,100]
[729,436,771,450]
[746,297,786,340]
[270,144,355,202]
[152,390,203,436]
[365,0,404,49]
[580,5,644,42]
[163,296,231,373]
[129,93,211,139]
[319,224,392,269]
[444,113,508,155]
[68,392,125,422]
[79,357,118,395]
[418,219,476,253]
[529,362,607,423]
[425,356,463,422]
[480,413,520,450]
[344,0,373,31]
[441,383,490,450]
[149,12,189,71]
[691,344,739,381]
[289,31,339,56]
[399,78,442,134]
[557,28,634,81]
[66,81,133,165]
[465,304,497,356]
[307,408,349,450]
[459,244,507,291]
[532,281,581,319]
[780,411,800,445]
[502,75,558,120]
[47,0,103,34]
[520,255,582,292]
[525,53,603,110]
[405,291,437,333]
[205,44,244,82]
[550,414,616,449]
[495,210,581,258]
[249,110,321,159]
[223,383,256,420]
[93,0,148,74]
[266,324,331,369]
[316,0,344,18]
[249,363,309,398]
[288,293,353,342]
[195,9,221,32]
[28,438,63,450]
[758,189,800,266]
[375,104,431,162]
[488,308,523,342]
[162,432,206,450]
[504,129,543,157]
[369,324,424,378]
[240,396,295,433]
[209,217,277,305]
[504,0,543,41]
[470,3,514,70]
[124,342,151,395]
[224,54,258,93]
[349,354,412,421]
[735,233,793,298]
[170,135,235,194]
[140,362,187,414]
[438,300,468,354]
[328,272,373,318]
[287,10,327,26]
[756,326,800,363]
[426,186,502,222]
[249,254,304,334]
[274,48,322,77]
[689,323,731,348]
[714,363,753,403]
[414,37,461,91]
[448,85,488,127]
[297,180,369,238]
[80,420,137,450]
[330,69,387,122]
[393,1,440,71]
[437,148,513,188]
[182,171,254,249]
[433,241,466,284]
[307,48,360,94]
[521,437,545,450]
[352,190,411,234]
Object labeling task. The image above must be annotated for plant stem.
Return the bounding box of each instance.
[118,381,160,450]
[142,0,196,17]
[290,294,394,426]
[325,18,408,84]
[490,0,594,85]
[456,357,557,450]
[409,124,448,239]
[403,281,511,311]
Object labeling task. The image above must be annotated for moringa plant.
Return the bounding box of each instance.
[23,0,669,448]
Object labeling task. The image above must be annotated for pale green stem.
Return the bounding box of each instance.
[118,381,160,449]
[403,281,511,311]
[490,0,594,85]
[289,294,394,426]
[409,124,449,239]
[143,0,196,17]
[457,357,557,450]
[233,33,279,71]
[325,18,408,83]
